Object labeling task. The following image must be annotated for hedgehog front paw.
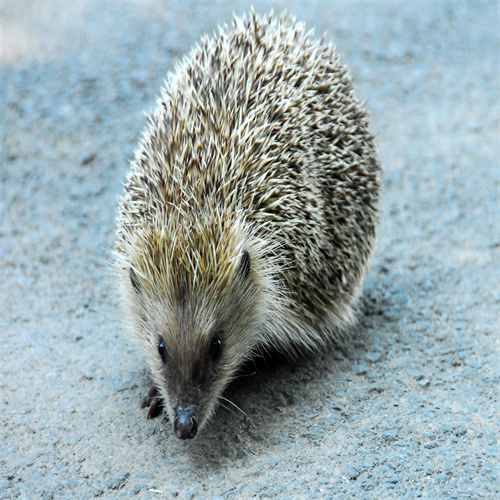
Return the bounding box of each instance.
[141,386,164,419]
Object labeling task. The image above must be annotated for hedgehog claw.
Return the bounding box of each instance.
[141,386,164,419]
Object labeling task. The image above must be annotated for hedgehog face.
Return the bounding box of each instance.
[152,250,256,439]
[124,222,272,439]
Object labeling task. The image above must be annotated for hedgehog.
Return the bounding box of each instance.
[115,10,381,440]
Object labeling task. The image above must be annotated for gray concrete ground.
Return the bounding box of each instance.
[1,1,499,498]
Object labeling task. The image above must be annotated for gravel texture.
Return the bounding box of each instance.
[1,1,498,498]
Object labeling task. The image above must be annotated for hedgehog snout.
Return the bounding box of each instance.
[174,404,198,439]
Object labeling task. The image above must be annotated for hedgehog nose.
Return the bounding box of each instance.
[174,405,198,439]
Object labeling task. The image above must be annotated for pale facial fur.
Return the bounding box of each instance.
[117,218,284,437]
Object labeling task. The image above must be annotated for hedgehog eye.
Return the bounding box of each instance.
[239,250,251,279]
[158,338,167,364]
[209,334,223,363]
[130,267,140,293]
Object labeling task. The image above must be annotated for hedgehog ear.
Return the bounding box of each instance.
[130,267,140,293]
[239,250,251,279]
